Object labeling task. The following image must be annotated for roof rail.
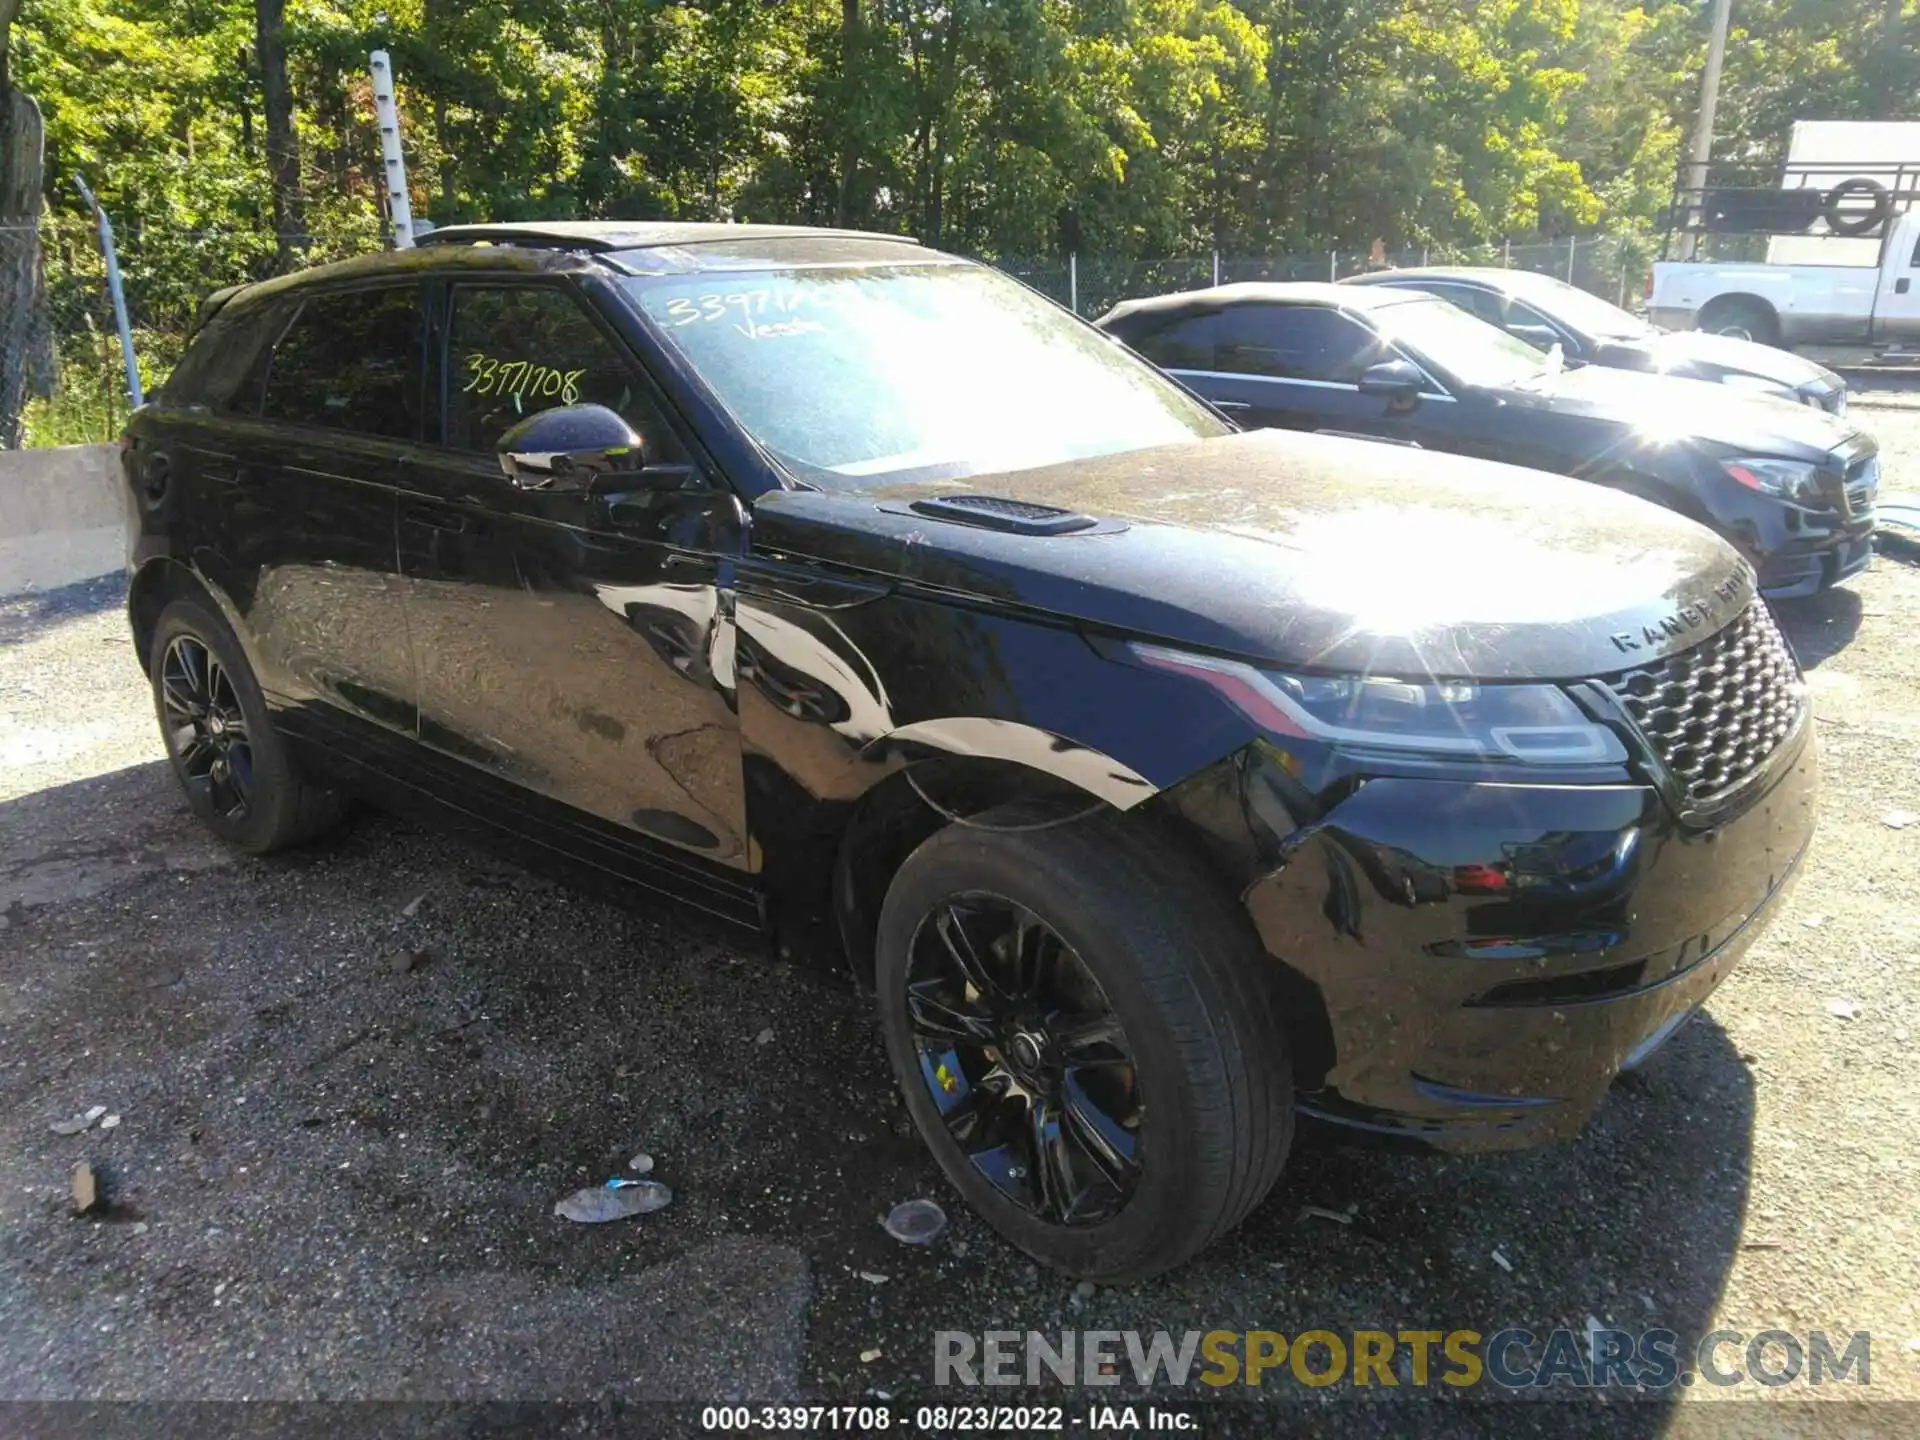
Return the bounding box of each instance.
[414,221,923,253]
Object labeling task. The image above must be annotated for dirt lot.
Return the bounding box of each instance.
[4,394,1920,1434]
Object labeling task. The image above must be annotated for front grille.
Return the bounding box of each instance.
[1844,455,1879,519]
[1597,600,1806,805]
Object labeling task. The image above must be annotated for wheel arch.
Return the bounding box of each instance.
[1696,292,1780,343]
[128,557,209,666]
[129,557,273,685]
[827,747,1130,992]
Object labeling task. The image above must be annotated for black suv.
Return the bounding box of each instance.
[1097,282,1878,599]
[125,223,1816,1280]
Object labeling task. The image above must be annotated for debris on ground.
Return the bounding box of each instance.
[882,1199,948,1245]
[1074,1280,1096,1299]
[1491,1248,1514,1273]
[1883,809,1918,829]
[1300,1205,1354,1226]
[1801,914,1826,929]
[1741,1239,1784,1251]
[553,1177,673,1223]
[70,1161,100,1215]
[628,1152,654,1175]
[755,1027,774,1046]
[856,1271,889,1285]
[860,1348,882,1364]
[48,1106,107,1136]
[400,893,426,919]
[1827,998,1864,1021]
[99,1114,121,1130]
[386,946,432,975]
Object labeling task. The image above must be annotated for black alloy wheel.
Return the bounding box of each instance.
[148,596,344,854]
[903,893,1142,1225]
[159,634,254,821]
[875,805,1295,1280]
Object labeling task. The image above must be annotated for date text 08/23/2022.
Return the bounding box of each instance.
[699,1406,1193,1432]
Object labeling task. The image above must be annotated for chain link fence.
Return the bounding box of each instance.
[1004,235,1658,322]
[0,222,60,450]
[4,214,383,449]
[3,222,1655,449]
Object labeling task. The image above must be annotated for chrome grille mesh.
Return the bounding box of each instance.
[1598,601,1805,803]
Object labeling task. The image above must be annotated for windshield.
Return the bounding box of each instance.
[1372,296,1562,389]
[624,263,1227,487]
[1499,271,1654,340]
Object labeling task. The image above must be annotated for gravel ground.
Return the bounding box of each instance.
[4,399,1920,1433]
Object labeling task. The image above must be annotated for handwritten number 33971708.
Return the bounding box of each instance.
[464,352,588,403]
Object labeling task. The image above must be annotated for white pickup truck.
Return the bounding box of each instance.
[1650,200,1920,349]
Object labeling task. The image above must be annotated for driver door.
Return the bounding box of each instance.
[394,278,752,897]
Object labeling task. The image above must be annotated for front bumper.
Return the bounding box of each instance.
[1756,533,1873,599]
[1239,728,1816,1152]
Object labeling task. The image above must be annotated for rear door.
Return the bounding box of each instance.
[192,283,424,749]
[395,276,754,904]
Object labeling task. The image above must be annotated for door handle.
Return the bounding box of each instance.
[403,503,476,534]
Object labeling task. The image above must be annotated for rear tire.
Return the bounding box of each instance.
[149,597,344,854]
[874,804,1293,1280]
[1697,296,1780,348]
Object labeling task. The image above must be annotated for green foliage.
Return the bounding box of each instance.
[7,0,1919,327]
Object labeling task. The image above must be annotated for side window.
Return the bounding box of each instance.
[1219,306,1385,383]
[1131,312,1221,371]
[444,285,673,455]
[260,287,424,439]
[1428,284,1506,327]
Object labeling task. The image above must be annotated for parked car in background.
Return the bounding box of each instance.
[1097,283,1878,599]
[1340,265,1849,415]
[126,224,1816,1280]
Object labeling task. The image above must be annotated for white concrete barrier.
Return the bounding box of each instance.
[0,444,128,595]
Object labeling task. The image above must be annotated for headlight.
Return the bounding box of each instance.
[1719,373,1799,403]
[1130,644,1627,765]
[1720,456,1823,502]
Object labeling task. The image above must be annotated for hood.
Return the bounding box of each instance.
[1513,363,1854,458]
[749,430,1754,682]
[1602,330,1840,392]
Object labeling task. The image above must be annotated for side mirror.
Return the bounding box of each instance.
[497,404,669,492]
[1356,358,1427,402]
[1506,322,1562,350]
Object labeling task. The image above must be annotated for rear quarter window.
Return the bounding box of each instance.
[160,300,285,412]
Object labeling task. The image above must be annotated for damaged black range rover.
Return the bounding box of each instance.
[123,222,1816,1281]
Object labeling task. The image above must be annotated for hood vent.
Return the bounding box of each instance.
[902,494,1102,536]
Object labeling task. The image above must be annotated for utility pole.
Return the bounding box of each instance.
[1678,0,1733,260]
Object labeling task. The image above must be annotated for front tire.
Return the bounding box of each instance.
[874,805,1293,1280]
[149,597,344,854]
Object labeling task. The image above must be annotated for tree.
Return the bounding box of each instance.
[1,0,54,448]
[254,0,304,269]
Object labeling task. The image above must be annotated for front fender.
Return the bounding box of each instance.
[861,718,1156,810]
